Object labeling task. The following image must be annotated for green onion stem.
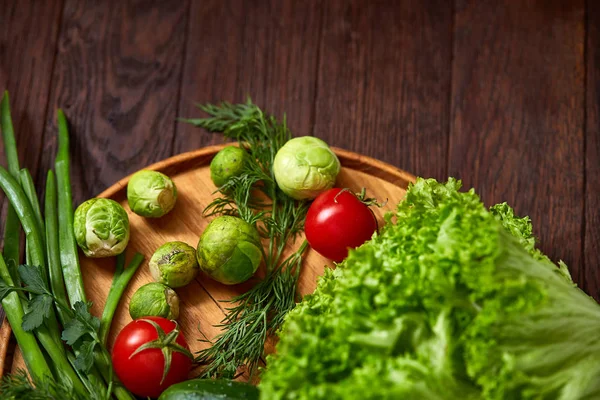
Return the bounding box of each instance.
[55,109,87,306]
[1,91,22,284]
[0,253,50,386]
[99,252,144,346]
[19,168,45,248]
[44,170,70,326]
[0,165,87,396]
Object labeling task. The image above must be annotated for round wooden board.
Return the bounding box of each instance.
[0,145,415,380]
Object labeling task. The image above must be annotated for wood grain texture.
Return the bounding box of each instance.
[450,0,587,288]
[176,0,323,152]
[0,0,63,175]
[0,0,64,335]
[312,0,452,180]
[586,2,600,300]
[38,0,190,205]
[2,147,414,378]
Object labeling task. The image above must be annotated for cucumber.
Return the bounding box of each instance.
[158,378,260,400]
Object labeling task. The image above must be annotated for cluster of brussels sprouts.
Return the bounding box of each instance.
[72,136,340,322]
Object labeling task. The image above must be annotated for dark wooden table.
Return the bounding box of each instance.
[0,0,598,330]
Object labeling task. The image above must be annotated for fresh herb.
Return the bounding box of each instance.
[182,100,310,378]
[0,370,108,400]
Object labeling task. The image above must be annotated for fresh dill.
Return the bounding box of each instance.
[182,99,310,378]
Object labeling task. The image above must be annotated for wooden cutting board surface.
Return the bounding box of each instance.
[0,145,415,379]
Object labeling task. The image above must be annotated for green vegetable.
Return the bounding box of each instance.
[0,255,50,387]
[0,101,136,400]
[1,91,22,285]
[182,100,309,378]
[196,216,262,285]
[272,136,340,200]
[56,110,87,305]
[260,178,600,400]
[99,252,145,345]
[127,170,177,218]
[74,198,130,258]
[129,282,180,320]
[158,378,259,400]
[149,241,199,288]
[210,146,248,187]
[44,170,70,326]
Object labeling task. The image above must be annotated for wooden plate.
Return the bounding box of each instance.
[0,145,415,379]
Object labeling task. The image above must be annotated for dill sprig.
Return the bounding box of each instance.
[182,100,310,378]
[0,370,108,400]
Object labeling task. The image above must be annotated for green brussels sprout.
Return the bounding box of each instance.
[196,216,262,285]
[127,170,177,218]
[273,136,340,200]
[210,146,247,187]
[74,198,130,258]
[149,241,199,288]
[129,282,180,320]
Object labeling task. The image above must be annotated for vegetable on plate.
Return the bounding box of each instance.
[74,197,130,257]
[127,170,177,218]
[149,241,199,288]
[272,136,340,200]
[260,178,600,400]
[196,215,262,285]
[182,100,311,378]
[129,282,180,320]
[305,187,379,263]
[210,145,248,187]
[112,316,193,398]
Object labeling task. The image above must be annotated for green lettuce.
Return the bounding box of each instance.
[259,178,600,400]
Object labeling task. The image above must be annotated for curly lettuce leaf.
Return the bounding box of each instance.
[260,178,600,400]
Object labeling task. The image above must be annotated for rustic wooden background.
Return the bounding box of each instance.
[0,0,598,330]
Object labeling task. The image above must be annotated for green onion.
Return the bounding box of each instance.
[0,165,87,396]
[99,252,144,346]
[55,110,87,306]
[0,253,50,386]
[19,169,45,247]
[1,91,22,284]
[45,170,70,326]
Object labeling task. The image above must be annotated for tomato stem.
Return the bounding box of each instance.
[130,319,194,384]
[333,187,387,208]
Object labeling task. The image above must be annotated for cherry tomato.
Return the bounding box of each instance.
[305,188,378,262]
[111,316,192,398]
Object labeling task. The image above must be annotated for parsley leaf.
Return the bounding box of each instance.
[73,340,97,374]
[62,319,87,345]
[21,294,53,332]
[17,264,50,295]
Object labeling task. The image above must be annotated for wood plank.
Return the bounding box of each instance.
[586,2,600,300]
[450,1,586,287]
[312,0,453,180]
[0,0,64,324]
[38,0,190,205]
[0,0,63,175]
[175,0,323,152]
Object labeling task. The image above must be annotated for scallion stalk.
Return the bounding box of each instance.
[55,110,87,306]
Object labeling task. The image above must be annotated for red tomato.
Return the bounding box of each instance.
[305,188,378,262]
[111,317,192,398]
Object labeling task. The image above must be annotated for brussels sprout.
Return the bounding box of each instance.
[273,136,340,200]
[210,146,247,187]
[149,241,199,288]
[129,282,180,320]
[74,198,130,258]
[196,216,262,285]
[127,170,177,218]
